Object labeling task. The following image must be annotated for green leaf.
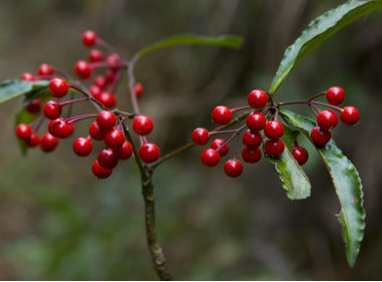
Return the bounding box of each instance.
[137,34,243,57]
[280,109,365,266]
[0,79,50,104]
[269,0,382,95]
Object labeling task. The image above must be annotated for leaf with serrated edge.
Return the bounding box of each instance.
[269,0,382,95]
[280,109,365,266]
[0,79,49,104]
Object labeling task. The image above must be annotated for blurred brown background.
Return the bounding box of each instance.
[0,0,381,280]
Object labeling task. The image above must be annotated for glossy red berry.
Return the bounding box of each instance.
[264,121,284,139]
[242,129,262,148]
[192,127,209,145]
[241,147,262,163]
[201,148,220,167]
[73,137,93,156]
[49,78,69,98]
[82,30,97,46]
[92,160,112,179]
[89,121,105,141]
[89,49,104,62]
[94,75,107,89]
[211,138,229,156]
[16,123,32,140]
[132,115,153,136]
[97,92,117,108]
[49,118,74,138]
[134,83,144,97]
[247,89,268,109]
[43,100,61,120]
[40,133,59,152]
[326,86,345,106]
[96,111,116,131]
[340,106,359,125]
[75,60,92,79]
[310,126,331,147]
[26,99,41,114]
[246,112,266,131]
[224,159,243,178]
[106,53,122,70]
[104,128,125,148]
[115,141,133,160]
[38,64,54,76]
[317,109,338,130]
[104,69,117,83]
[264,139,285,157]
[138,143,160,163]
[25,133,40,147]
[89,85,102,99]
[20,72,35,81]
[212,105,231,125]
[98,148,119,169]
[292,146,309,165]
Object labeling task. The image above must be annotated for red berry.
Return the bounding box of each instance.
[20,72,35,81]
[192,127,209,145]
[73,137,93,156]
[326,86,345,106]
[247,89,268,109]
[49,118,74,138]
[25,133,40,147]
[115,141,133,160]
[94,75,107,89]
[49,78,68,98]
[104,128,125,148]
[317,110,338,130]
[38,64,54,76]
[132,115,153,136]
[89,49,104,62]
[138,143,160,163]
[246,112,266,131]
[224,159,243,177]
[15,123,32,140]
[89,121,106,141]
[292,146,309,165]
[75,60,92,79]
[104,69,117,83]
[134,83,144,97]
[340,106,359,125]
[264,139,285,157]
[26,99,41,114]
[264,121,284,139]
[97,92,117,108]
[212,105,231,125]
[211,138,229,156]
[40,133,59,152]
[43,100,61,119]
[89,85,102,98]
[242,129,262,148]
[106,53,122,70]
[96,111,116,131]
[241,147,262,163]
[98,148,119,169]
[310,126,331,147]
[201,148,220,167]
[92,160,112,179]
[82,30,97,46]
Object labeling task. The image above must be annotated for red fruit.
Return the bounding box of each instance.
[97,92,117,108]
[264,139,285,157]
[138,143,160,163]
[326,86,345,106]
[40,133,59,152]
[132,115,153,136]
[73,137,93,156]
[20,72,35,81]
[26,99,41,114]
[201,148,220,167]
[212,105,231,125]
[211,138,229,156]
[292,146,309,165]
[116,141,133,160]
[104,128,125,148]
[247,89,268,109]
[89,121,106,140]
[192,127,209,145]
[134,83,144,97]
[340,106,360,125]
[98,148,119,169]
[82,30,97,46]
[241,147,262,163]
[242,129,262,148]
[106,53,122,70]
[317,109,338,130]
[43,100,61,119]
[92,160,112,179]
[310,126,331,147]
[38,64,54,76]
[104,69,116,83]
[49,118,74,138]
[264,120,284,139]
[75,60,92,79]
[16,123,32,140]
[89,85,102,98]
[96,111,116,131]
[49,78,69,98]
[94,75,107,89]
[224,159,243,177]
[89,49,104,62]
[25,133,40,147]
[246,112,266,131]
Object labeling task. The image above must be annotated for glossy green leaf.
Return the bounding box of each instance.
[137,34,243,57]
[280,109,365,266]
[0,79,49,104]
[269,0,382,95]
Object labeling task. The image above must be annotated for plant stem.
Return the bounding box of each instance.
[127,55,141,114]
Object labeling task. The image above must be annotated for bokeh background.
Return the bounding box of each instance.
[0,0,381,280]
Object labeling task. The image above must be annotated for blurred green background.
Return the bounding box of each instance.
[0,0,381,280]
